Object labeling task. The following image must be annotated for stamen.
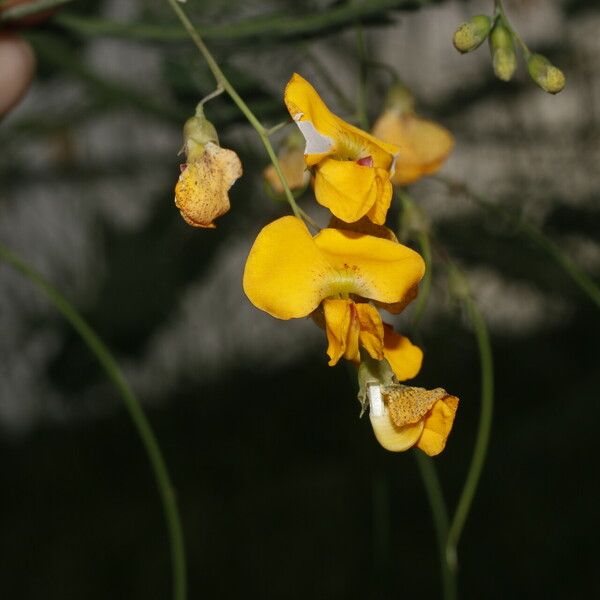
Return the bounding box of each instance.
[357,155,374,167]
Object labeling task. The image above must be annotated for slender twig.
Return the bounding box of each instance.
[444,264,494,571]
[414,451,457,600]
[52,0,429,42]
[435,175,600,311]
[302,46,356,115]
[355,24,370,130]
[0,243,187,600]
[413,230,433,328]
[493,0,531,58]
[166,0,304,221]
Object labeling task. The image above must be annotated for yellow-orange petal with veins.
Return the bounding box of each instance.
[355,303,385,360]
[313,228,425,306]
[323,298,360,365]
[416,394,459,456]
[243,216,336,320]
[313,158,381,223]
[382,325,423,381]
[284,73,399,168]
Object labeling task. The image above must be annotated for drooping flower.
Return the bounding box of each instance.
[368,383,459,456]
[284,73,400,225]
[372,84,453,186]
[243,216,425,380]
[263,130,310,196]
[175,106,242,228]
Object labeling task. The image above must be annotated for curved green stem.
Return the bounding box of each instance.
[435,175,600,311]
[414,451,457,600]
[494,0,531,58]
[413,230,433,329]
[53,0,428,42]
[445,279,494,572]
[166,0,304,222]
[355,24,370,130]
[0,243,187,600]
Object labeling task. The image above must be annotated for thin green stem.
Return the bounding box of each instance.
[445,272,494,572]
[494,0,531,58]
[265,120,291,137]
[414,451,457,600]
[435,175,600,311]
[53,0,428,43]
[413,231,433,329]
[355,24,370,130]
[166,0,304,221]
[0,243,187,600]
[302,46,356,115]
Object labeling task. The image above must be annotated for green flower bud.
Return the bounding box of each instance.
[527,53,566,94]
[383,81,415,115]
[489,23,516,82]
[453,15,492,53]
[183,104,219,160]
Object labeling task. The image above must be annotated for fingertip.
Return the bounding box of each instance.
[0,34,35,117]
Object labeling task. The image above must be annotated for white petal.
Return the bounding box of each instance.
[294,119,333,155]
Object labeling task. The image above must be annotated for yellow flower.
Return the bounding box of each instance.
[372,97,453,186]
[243,216,425,380]
[174,107,242,228]
[284,73,400,225]
[369,383,459,456]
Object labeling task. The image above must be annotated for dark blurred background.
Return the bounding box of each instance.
[1,0,599,598]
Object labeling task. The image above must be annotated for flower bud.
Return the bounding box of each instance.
[182,104,219,161]
[175,104,242,228]
[527,53,565,94]
[453,15,492,54]
[489,23,516,82]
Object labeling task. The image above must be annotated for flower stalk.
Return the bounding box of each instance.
[0,242,187,600]
[166,0,306,223]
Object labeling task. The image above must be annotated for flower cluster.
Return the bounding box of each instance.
[243,74,459,456]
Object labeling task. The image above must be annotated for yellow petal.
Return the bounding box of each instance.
[382,326,423,381]
[370,412,424,452]
[174,142,242,228]
[243,216,336,319]
[263,147,309,194]
[372,110,453,185]
[284,73,399,168]
[313,228,425,305]
[365,168,393,225]
[327,216,398,242]
[355,303,384,360]
[323,298,360,365]
[416,395,459,456]
[313,158,379,223]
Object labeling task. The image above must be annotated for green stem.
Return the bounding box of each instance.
[414,451,457,600]
[302,46,356,115]
[494,0,531,58]
[52,1,428,42]
[413,231,433,329]
[355,24,370,130]
[445,284,494,572]
[166,0,304,222]
[0,243,187,600]
[435,175,600,311]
